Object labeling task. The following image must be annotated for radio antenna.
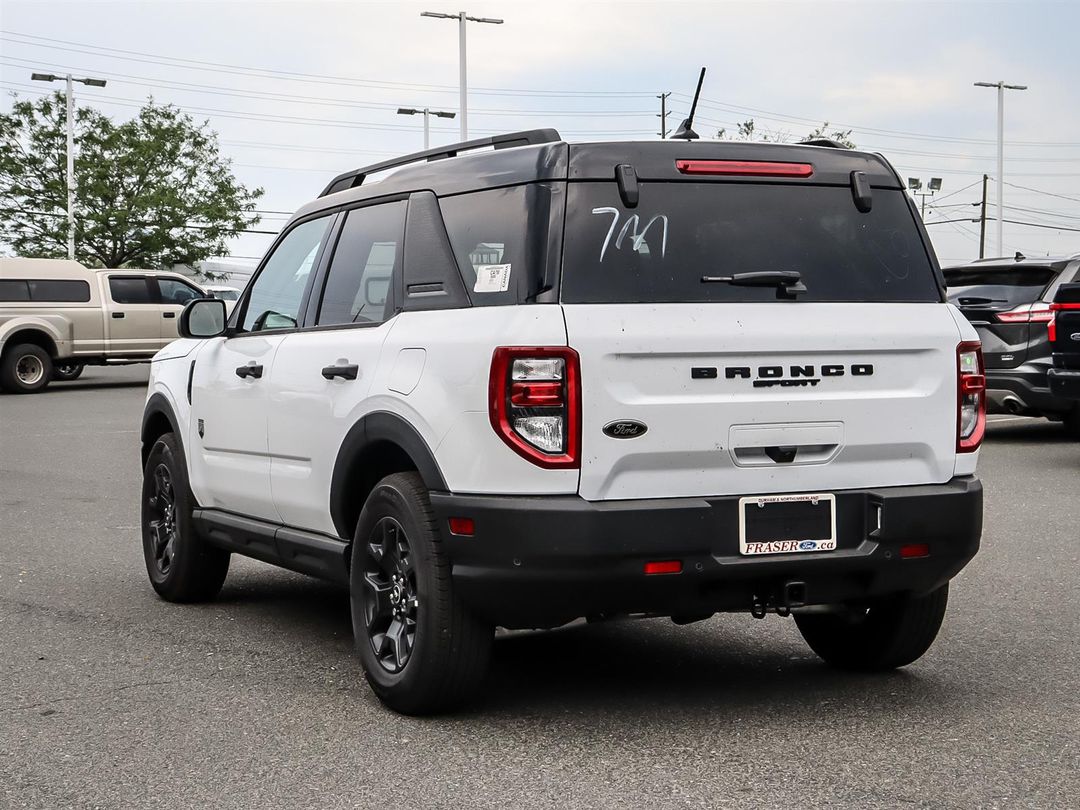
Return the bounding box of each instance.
[672,67,706,140]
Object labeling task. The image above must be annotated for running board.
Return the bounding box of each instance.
[191,509,349,585]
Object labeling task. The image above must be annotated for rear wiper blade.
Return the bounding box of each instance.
[701,270,806,299]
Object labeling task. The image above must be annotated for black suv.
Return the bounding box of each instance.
[1049,282,1080,401]
[945,253,1080,435]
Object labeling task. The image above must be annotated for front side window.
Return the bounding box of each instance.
[109,277,153,305]
[241,216,332,332]
[317,202,406,326]
[157,278,203,305]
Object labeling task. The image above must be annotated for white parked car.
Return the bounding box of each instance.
[139,130,985,714]
[200,284,243,315]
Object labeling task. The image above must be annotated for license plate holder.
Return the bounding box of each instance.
[738,493,837,556]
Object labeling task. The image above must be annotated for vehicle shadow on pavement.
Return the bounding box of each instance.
[984,420,1072,444]
[475,617,931,716]
[45,380,149,393]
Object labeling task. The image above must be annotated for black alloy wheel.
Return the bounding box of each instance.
[362,517,418,673]
[146,462,178,577]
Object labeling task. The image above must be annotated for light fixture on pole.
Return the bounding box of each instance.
[974,80,1027,256]
[31,72,107,261]
[397,107,456,150]
[907,177,943,219]
[421,10,504,141]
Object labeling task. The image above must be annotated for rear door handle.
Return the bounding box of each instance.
[163,311,176,319]
[322,364,358,380]
[235,364,263,379]
[112,312,125,319]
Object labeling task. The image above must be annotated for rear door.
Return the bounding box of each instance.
[560,178,965,501]
[944,264,1060,368]
[104,275,160,354]
[268,200,405,535]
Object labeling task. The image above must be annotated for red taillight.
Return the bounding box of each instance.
[900,543,930,559]
[675,159,814,178]
[957,341,986,453]
[1049,302,1080,343]
[489,346,580,469]
[997,302,1053,324]
[644,560,682,575]
[448,517,475,536]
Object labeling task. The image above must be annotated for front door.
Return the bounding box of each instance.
[104,275,160,355]
[154,277,205,347]
[186,214,336,522]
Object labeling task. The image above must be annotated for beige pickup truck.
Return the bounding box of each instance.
[0,258,207,393]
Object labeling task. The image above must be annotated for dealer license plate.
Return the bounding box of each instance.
[738,493,837,556]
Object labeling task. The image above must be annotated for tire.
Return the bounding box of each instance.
[52,362,85,382]
[1064,406,1080,440]
[351,472,493,715]
[141,432,229,602]
[794,583,949,671]
[0,344,53,394]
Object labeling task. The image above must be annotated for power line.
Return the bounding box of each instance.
[0,31,653,98]
[1003,181,1080,205]
[0,55,654,117]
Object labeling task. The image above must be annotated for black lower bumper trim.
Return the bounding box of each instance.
[430,478,983,629]
[1048,367,1080,400]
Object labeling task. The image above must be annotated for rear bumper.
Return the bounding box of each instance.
[430,477,983,629]
[1048,367,1080,400]
[985,363,1072,415]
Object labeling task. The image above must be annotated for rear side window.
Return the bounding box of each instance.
[945,266,1058,307]
[561,182,941,304]
[317,201,405,326]
[0,279,90,302]
[440,185,548,306]
[109,277,154,304]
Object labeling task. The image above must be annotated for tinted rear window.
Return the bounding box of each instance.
[944,266,1057,307]
[0,279,90,302]
[561,182,940,304]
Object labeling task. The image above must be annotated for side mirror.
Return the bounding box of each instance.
[179,298,227,339]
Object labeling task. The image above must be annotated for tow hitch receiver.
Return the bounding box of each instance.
[751,581,808,618]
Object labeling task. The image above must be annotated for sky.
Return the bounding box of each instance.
[2,0,1080,269]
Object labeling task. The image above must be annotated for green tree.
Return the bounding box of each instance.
[0,92,262,275]
[717,119,856,148]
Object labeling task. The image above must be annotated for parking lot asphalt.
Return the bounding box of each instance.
[1,364,1078,809]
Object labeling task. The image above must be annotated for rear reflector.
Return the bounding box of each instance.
[644,560,682,575]
[675,159,814,178]
[900,543,930,559]
[448,517,475,536]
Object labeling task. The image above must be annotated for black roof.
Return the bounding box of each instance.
[290,128,905,224]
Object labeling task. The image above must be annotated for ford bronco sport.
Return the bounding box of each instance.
[139,130,984,714]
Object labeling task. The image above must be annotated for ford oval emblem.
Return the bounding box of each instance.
[603,420,648,439]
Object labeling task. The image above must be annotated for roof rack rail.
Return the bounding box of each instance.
[798,137,850,149]
[319,128,562,197]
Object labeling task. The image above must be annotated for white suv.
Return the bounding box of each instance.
[139,130,985,714]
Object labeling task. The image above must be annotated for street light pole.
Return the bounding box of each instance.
[397,107,456,150]
[31,72,107,261]
[421,10,504,141]
[975,80,1027,256]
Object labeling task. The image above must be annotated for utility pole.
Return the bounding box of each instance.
[979,173,988,258]
[657,92,671,138]
[421,10,504,141]
[974,80,1027,256]
[397,107,456,149]
[30,72,107,261]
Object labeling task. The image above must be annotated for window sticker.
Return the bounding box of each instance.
[473,263,512,293]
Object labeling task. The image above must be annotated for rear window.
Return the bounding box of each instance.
[944,265,1058,307]
[0,279,90,302]
[561,182,941,304]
